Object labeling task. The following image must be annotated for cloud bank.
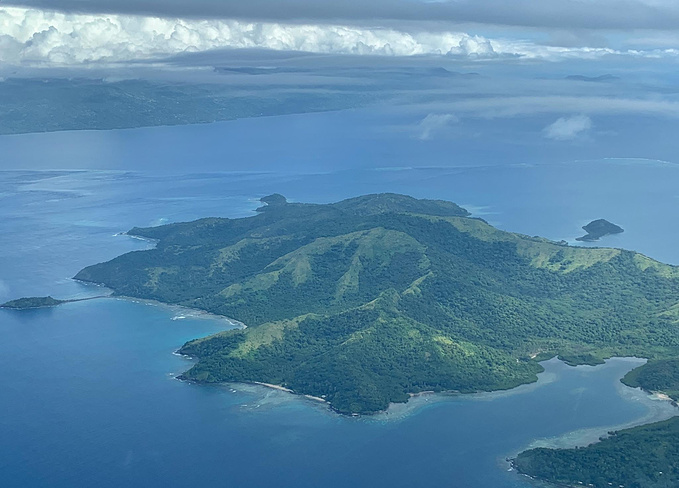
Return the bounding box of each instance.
[0,7,503,65]
[2,6,679,67]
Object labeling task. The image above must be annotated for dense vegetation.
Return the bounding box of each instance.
[1,296,65,309]
[622,359,679,400]
[75,193,679,414]
[576,218,624,242]
[514,417,679,488]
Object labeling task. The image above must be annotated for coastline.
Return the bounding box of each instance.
[502,359,679,481]
[165,317,679,423]
[116,296,247,329]
[193,357,659,423]
[14,277,244,332]
[212,357,679,448]
[69,286,247,330]
[251,382,329,403]
[252,381,294,394]
[511,383,679,456]
[18,282,677,435]
[114,231,159,246]
[507,388,679,487]
[172,349,674,426]
[193,370,545,419]
[372,359,561,421]
[60,284,679,431]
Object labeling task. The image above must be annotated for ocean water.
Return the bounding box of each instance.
[1,115,679,487]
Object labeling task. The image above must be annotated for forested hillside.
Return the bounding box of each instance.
[514,417,679,488]
[75,193,679,414]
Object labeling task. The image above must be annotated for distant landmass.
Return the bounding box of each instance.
[0,78,380,135]
[565,74,620,82]
[0,69,483,135]
[73,193,679,417]
[576,219,624,242]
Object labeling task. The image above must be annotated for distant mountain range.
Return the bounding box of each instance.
[565,74,620,82]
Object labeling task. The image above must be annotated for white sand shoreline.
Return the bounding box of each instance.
[251,382,328,405]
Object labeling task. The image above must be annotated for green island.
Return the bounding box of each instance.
[73,193,679,417]
[576,218,624,242]
[1,296,66,309]
[1,295,108,310]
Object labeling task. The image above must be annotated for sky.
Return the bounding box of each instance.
[3,0,679,67]
[6,0,679,29]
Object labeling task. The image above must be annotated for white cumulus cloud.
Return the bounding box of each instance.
[2,6,679,69]
[3,6,678,68]
[0,6,502,66]
[543,114,593,140]
[451,35,497,57]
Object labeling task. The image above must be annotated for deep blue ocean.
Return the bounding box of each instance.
[1,113,678,487]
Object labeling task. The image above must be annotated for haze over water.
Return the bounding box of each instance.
[2,113,679,487]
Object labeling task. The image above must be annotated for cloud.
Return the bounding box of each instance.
[2,6,679,68]
[6,0,679,32]
[0,279,10,300]
[450,35,497,57]
[418,113,459,140]
[0,7,504,65]
[543,114,592,140]
[407,96,679,120]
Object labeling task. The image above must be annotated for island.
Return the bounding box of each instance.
[576,218,624,242]
[1,296,66,309]
[72,193,679,417]
[1,295,108,310]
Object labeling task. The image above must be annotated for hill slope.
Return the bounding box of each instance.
[75,193,679,414]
